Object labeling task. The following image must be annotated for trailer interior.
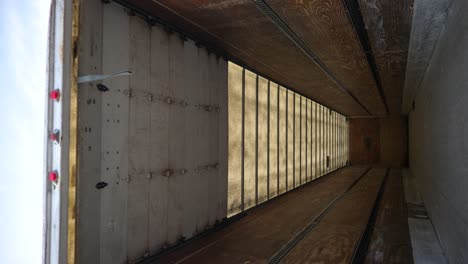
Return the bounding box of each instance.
[45,0,468,263]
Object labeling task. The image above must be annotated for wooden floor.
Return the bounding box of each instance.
[144,167,413,264]
[364,170,413,264]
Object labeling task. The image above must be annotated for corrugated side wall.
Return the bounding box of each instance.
[407,0,468,262]
[227,62,349,217]
[77,1,228,263]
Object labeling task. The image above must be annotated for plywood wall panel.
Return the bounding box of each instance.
[244,70,257,210]
[227,62,242,217]
[258,77,269,204]
[269,83,278,198]
[278,87,287,194]
[306,100,312,182]
[294,94,301,187]
[301,97,307,184]
[287,90,295,191]
[226,62,348,217]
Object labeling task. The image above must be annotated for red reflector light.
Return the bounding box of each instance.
[48,171,58,182]
[49,130,60,143]
[50,89,60,101]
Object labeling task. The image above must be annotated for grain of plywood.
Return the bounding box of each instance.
[269,82,279,198]
[227,62,243,217]
[269,0,386,115]
[258,76,269,204]
[359,0,414,114]
[244,69,257,210]
[278,86,287,194]
[281,168,386,263]
[287,90,294,191]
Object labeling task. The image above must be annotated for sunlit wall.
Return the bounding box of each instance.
[228,62,349,217]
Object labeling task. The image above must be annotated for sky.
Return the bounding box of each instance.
[0,0,50,263]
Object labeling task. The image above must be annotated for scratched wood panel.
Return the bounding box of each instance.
[153,167,368,264]
[322,106,328,174]
[364,169,413,263]
[294,94,300,187]
[281,168,386,263]
[340,116,344,166]
[278,86,287,194]
[325,108,330,173]
[312,102,317,180]
[244,69,257,210]
[306,99,311,182]
[334,112,338,170]
[269,82,278,198]
[216,58,228,222]
[148,25,169,252]
[258,76,269,204]
[328,109,332,172]
[336,114,340,168]
[318,104,321,177]
[317,103,321,178]
[301,96,307,184]
[331,111,335,170]
[317,105,320,175]
[318,105,323,177]
[287,90,294,191]
[333,112,337,170]
[76,0,103,262]
[345,119,349,163]
[227,62,243,217]
[315,104,320,178]
[343,116,346,166]
[268,0,386,115]
[127,16,151,261]
[359,0,414,114]
[100,4,130,263]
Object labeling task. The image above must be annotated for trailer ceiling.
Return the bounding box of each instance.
[120,0,413,117]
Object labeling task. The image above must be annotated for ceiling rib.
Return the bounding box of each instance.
[254,0,372,116]
[342,0,389,115]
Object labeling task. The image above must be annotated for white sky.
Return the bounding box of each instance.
[0,0,50,263]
